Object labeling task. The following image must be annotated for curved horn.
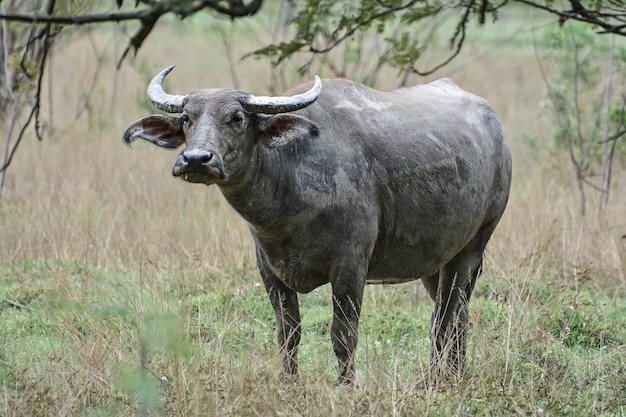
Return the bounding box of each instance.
[244,75,322,114]
[147,65,186,113]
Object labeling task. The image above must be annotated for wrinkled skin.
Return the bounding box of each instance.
[124,73,512,385]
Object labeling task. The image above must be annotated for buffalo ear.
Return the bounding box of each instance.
[256,114,320,148]
[123,115,185,149]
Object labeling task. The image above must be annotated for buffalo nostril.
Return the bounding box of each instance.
[199,153,212,165]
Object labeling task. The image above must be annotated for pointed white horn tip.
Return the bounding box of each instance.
[161,65,176,78]
[150,65,176,86]
[312,75,322,92]
[147,65,185,113]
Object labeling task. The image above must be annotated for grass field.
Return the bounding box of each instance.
[1,6,625,416]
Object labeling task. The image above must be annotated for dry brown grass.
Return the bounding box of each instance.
[1,14,625,416]
[4,26,623,281]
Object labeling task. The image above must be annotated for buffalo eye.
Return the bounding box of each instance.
[180,114,190,125]
[231,112,244,126]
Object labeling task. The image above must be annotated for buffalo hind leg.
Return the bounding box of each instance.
[260,267,301,381]
[422,251,483,383]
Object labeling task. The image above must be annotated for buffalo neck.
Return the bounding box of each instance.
[218,144,294,231]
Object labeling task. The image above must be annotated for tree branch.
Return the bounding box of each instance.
[308,0,423,54]
[0,0,264,24]
[0,9,155,25]
[514,0,626,36]
[205,0,263,17]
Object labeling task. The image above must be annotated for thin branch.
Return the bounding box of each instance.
[309,0,423,54]
[0,4,53,175]
[117,8,164,68]
[514,0,626,36]
[217,22,241,89]
[0,93,22,193]
[4,298,35,311]
[570,24,585,172]
[0,92,39,173]
[600,33,615,208]
[409,2,472,77]
[605,127,626,143]
[603,94,626,206]
[115,0,263,67]
[583,177,608,193]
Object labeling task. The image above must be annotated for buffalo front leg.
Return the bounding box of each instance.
[330,264,366,385]
[260,268,301,380]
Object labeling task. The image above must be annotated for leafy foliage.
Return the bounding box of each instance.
[539,21,626,213]
[251,0,496,77]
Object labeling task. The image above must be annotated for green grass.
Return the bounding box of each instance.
[2,258,625,416]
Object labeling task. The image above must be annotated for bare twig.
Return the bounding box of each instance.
[601,34,615,209]
[568,24,587,215]
[603,94,626,207]
[409,1,472,77]
[1,92,23,194]
[216,22,240,90]
[0,1,53,176]
[5,298,35,311]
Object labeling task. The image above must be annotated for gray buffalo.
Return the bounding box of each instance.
[124,66,512,384]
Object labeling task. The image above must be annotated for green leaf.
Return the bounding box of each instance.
[246,41,308,66]
[401,4,442,24]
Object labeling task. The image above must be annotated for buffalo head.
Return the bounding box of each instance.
[123,66,322,186]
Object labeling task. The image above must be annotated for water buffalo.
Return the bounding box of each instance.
[123,66,512,384]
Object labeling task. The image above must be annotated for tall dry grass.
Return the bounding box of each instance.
[2,23,622,282]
